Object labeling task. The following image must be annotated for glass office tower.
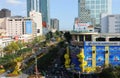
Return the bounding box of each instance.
[27,0,50,27]
[78,0,112,26]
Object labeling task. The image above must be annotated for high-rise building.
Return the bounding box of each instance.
[78,0,91,23]
[27,0,50,27]
[101,14,120,33]
[29,11,44,36]
[50,19,59,31]
[78,0,112,26]
[0,9,11,18]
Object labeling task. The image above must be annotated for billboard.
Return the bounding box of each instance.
[109,46,120,66]
[96,46,105,66]
[69,42,120,72]
[84,41,120,67]
[84,46,92,67]
[25,20,32,34]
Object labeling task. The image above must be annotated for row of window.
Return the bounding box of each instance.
[8,19,22,21]
[86,0,108,4]
[115,25,120,27]
[115,21,120,23]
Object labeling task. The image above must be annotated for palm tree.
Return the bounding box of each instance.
[4,42,19,54]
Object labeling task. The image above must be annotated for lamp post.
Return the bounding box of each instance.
[79,71,81,78]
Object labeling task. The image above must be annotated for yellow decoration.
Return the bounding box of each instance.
[84,61,87,66]
[0,69,5,73]
[65,65,70,68]
[64,46,71,69]
[65,59,70,65]
[64,54,69,59]
[12,57,22,75]
[77,48,88,72]
[84,67,95,73]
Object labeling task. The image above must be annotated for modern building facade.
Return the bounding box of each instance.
[5,16,24,36]
[78,0,91,23]
[69,32,120,72]
[29,11,43,35]
[27,0,50,27]
[50,18,59,31]
[78,0,112,26]
[101,14,120,33]
[0,12,45,37]
[0,9,11,18]
[0,16,37,37]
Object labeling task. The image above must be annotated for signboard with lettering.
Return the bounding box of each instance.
[84,42,120,46]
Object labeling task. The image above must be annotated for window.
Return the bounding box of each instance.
[96,1,100,4]
[8,19,12,21]
[101,0,105,4]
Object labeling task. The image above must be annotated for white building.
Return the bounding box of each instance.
[0,16,37,37]
[0,36,13,57]
[29,11,47,35]
[101,14,120,33]
[73,21,94,33]
[5,16,24,36]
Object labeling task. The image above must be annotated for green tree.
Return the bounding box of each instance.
[0,46,3,57]
[4,42,19,54]
[17,41,25,49]
[11,42,19,52]
[64,31,72,43]
[45,31,53,40]
[99,66,120,78]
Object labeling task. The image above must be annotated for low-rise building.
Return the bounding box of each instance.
[0,36,13,57]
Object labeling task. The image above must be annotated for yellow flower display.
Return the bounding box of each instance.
[64,46,71,69]
[77,48,87,72]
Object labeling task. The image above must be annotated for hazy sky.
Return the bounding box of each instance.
[0,0,120,30]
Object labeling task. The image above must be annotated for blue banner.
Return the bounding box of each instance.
[96,46,105,66]
[25,20,32,34]
[84,46,92,67]
[109,46,120,66]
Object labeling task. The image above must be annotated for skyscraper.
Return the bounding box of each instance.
[50,19,59,31]
[0,8,11,18]
[78,0,112,26]
[27,0,50,27]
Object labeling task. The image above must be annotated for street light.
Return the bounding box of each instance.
[79,71,81,78]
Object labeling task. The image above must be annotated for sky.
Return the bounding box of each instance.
[0,0,120,30]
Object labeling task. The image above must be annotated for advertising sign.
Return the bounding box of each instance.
[109,46,120,66]
[96,46,105,66]
[74,22,90,32]
[25,20,32,34]
[84,42,120,46]
[84,41,120,67]
[84,46,92,67]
